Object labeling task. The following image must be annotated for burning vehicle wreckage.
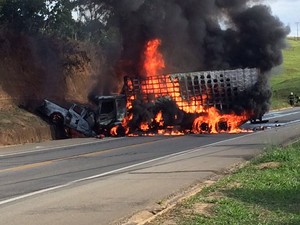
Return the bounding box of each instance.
[37,1,289,139]
[38,67,266,138]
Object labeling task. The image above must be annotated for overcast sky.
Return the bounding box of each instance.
[264,0,300,36]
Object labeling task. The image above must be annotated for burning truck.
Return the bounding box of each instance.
[39,67,262,138]
[38,37,271,138]
[37,1,290,138]
[119,67,260,136]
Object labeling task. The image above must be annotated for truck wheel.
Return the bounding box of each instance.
[50,113,63,125]
[216,121,229,132]
[194,121,211,134]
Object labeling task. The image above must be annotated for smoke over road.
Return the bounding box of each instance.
[104,0,289,76]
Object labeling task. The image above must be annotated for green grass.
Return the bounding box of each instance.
[150,143,300,225]
[271,40,300,109]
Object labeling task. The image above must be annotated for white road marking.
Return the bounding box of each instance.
[265,111,300,120]
[0,132,258,206]
[286,119,300,125]
[0,137,124,158]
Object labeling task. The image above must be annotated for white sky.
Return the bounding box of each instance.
[264,0,300,36]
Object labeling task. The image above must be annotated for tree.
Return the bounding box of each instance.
[43,0,77,38]
[0,0,77,37]
[0,0,47,33]
[72,0,113,42]
[0,0,118,43]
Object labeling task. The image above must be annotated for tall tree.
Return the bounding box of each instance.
[0,0,47,33]
[72,0,114,42]
[43,0,76,37]
[0,0,118,42]
[0,0,77,37]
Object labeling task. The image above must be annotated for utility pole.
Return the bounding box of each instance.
[296,22,300,41]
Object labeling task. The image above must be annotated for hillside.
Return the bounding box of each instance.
[271,39,300,108]
[0,31,105,146]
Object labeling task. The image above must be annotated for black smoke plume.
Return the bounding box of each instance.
[104,0,289,75]
[99,0,289,131]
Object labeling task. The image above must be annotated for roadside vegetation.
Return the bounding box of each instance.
[271,38,300,109]
[148,142,300,225]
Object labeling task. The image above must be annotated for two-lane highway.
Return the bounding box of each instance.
[0,134,245,203]
[0,107,300,225]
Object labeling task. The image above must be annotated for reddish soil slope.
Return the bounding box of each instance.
[0,31,104,146]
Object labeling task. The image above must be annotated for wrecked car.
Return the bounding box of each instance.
[38,99,97,137]
[38,95,127,137]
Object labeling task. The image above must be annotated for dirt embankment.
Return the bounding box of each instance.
[0,31,105,146]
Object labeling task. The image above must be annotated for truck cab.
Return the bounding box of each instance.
[92,95,127,134]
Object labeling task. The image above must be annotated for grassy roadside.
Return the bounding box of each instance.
[271,39,300,109]
[148,143,300,225]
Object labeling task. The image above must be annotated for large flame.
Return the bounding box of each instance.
[111,38,252,136]
[144,39,165,77]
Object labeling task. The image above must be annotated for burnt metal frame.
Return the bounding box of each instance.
[124,68,259,112]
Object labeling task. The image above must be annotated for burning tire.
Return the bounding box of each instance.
[193,121,212,134]
[199,122,211,133]
[216,121,230,132]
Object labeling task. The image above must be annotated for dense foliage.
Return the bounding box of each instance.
[0,0,113,42]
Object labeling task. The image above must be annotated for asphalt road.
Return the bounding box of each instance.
[0,107,300,225]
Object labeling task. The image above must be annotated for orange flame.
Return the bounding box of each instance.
[143,39,165,77]
[110,126,118,136]
[155,111,164,127]
[116,38,252,136]
[140,122,150,131]
[192,108,250,134]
